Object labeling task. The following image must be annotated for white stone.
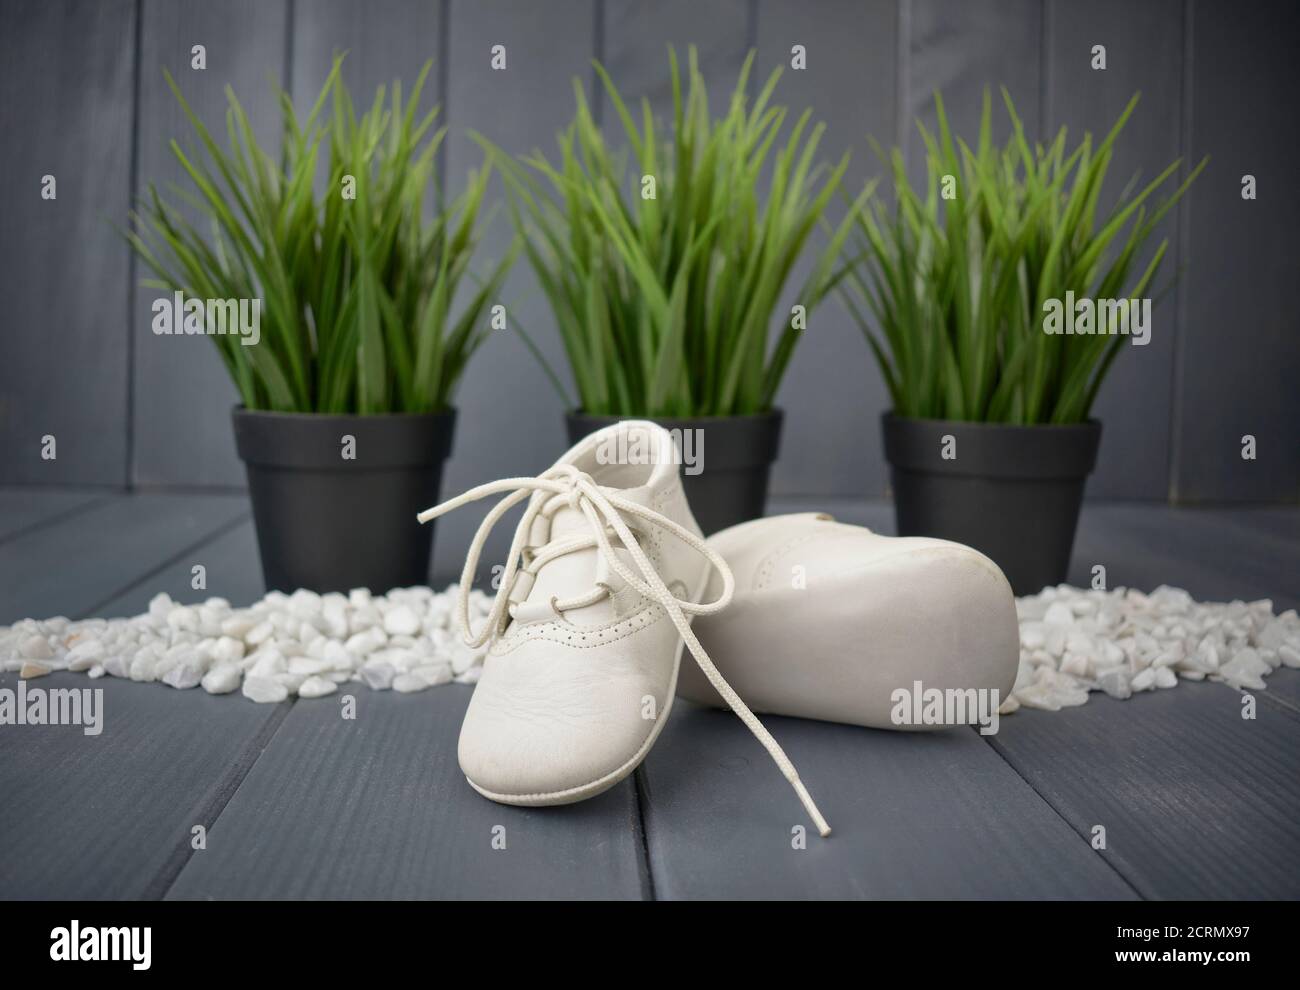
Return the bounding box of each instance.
[201,664,242,695]
[272,671,305,695]
[242,676,288,704]
[19,635,53,660]
[346,627,387,657]
[212,636,245,665]
[88,664,106,679]
[220,615,257,638]
[360,659,396,691]
[383,605,421,637]
[288,656,332,676]
[392,672,431,693]
[1130,667,1157,692]
[66,639,105,671]
[1043,602,1075,627]
[1096,667,1132,700]
[298,675,337,699]
[129,654,159,682]
[246,620,275,646]
[248,648,287,678]
[19,661,51,678]
[163,654,205,689]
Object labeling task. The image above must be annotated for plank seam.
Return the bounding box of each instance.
[591,0,605,127]
[125,0,144,490]
[144,697,297,900]
[631,765,658,901]
[283,0,296,98]
[77,511,252,619]
[977,726,1147,900]
[895,0,909,170]
[1252,685,1300,720]
[0,494,119,548]
[1167,0,1194,504]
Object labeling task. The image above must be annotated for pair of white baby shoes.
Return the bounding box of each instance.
[418,421,1019,837]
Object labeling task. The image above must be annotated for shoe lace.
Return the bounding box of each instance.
[417,463,832,837]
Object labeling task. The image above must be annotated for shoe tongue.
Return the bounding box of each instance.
[516,484,656,629]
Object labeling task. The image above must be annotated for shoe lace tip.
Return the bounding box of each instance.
[793,777,832,839]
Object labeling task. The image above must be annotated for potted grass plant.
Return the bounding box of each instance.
[127,58,514,593]
[487,47,866,533]
[842,89,1204,594]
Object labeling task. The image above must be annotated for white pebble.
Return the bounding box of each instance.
[298,675,337,699]
[360,659,395,691]
[19,635,53,660]
[202,664,242,695]
[242,676,288,704]
[383,605,421,637]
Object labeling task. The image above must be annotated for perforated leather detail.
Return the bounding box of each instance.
[754,532,823,590]
[491,601,663,655]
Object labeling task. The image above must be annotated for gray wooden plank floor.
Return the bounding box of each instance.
[0,669,287,900]
[0,492,248,623]
[167,686,648,900]
[0,488,110,542]
[988,683,1300,899]
[1,489,1297,899]
[0,493,280,899]
[638,703,1137,899]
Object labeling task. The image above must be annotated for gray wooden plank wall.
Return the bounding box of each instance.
[0,0,1295,502]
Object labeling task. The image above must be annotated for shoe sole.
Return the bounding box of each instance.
[462,568,707,807]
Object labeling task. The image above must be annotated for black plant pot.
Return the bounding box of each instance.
[882,413,1101,596]
[565,410,783,536]
[233,407,455,594]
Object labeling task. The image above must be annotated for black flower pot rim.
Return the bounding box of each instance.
[882,411,1101,481]
[567,407,783,425]
[566,408,782,471]
[233,404,456,471]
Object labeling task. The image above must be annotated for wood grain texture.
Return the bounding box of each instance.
[0,0,136,485]
[907,0,1043,179]
[601,0,753,122]
[95,514,261,616]
[1173,0,1300,502]
[0,493,248,623]
[166,684,648,899]
[435,0,596,578]
[0,497,282,900]
[1048,0,1186,498]
[290,0,440,127]
[756,0,898,499]
[1068,503,1300,612]
[988,680,1300,898]
[0,488,109,542]
[0,670,288,899]
[639,702,1136,898]
[131,0,289,487]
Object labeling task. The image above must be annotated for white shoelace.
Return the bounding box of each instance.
[417,463,832,837]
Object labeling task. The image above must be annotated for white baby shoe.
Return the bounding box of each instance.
[418,422,831,835]
[680,513,1019,730]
